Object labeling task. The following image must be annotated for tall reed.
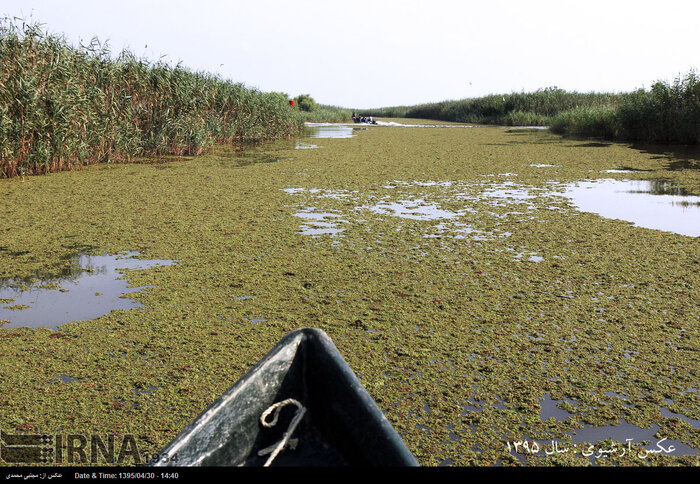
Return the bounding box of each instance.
[550,71,700,144]
[616,71,700,144]
[296,105,352,123]
[361,73,699,144]
[0,18,303,177]
[360,88,620,126]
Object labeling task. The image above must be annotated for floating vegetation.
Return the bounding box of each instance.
[1,121,698,467]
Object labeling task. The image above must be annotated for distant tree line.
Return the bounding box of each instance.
[287,93,352,122]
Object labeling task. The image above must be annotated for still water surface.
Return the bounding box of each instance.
[562,179,700,237]
[0,252,174,330]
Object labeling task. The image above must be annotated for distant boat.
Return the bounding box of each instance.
[149,328,419,466]
[352,115,378,124]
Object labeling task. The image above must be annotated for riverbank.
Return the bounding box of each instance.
[0,19,302,178]
[361,71,700,145]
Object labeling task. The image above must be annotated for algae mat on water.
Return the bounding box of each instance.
[0,122,698,466]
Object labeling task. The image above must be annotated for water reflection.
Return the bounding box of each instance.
[563,179,700,237]
[631,179,697,196]
[304,124,355,139]
[632,144,700,171]
[0,252,175,330]
[208,144,294,167]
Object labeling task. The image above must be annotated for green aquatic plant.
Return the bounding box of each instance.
[1,124,698,466]
[2,304,30,311]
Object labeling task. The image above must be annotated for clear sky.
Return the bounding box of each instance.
[2,0,699,108]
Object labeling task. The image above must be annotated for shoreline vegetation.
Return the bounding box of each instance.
[291,93,353,123]
[1,16,696,181]
[0,19,308,178]
[360,71,700,145]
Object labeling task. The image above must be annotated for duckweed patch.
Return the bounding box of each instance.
[0,123,698,466]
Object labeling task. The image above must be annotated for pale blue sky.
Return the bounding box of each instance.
[2,0,699,108]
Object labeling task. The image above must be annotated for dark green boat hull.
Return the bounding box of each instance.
[150,328,418,466]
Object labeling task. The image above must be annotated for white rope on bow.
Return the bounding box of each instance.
[257,398,307,467]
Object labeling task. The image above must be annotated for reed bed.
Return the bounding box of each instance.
[296,105,352,123]
[0,19,302,178]
[550,71,700,144]
[362,73,700,144]
[615,71,700,144]
[361,88,619,126]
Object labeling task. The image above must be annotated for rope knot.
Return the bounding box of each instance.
[257,398,306,466]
